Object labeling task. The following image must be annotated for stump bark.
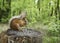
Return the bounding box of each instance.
[0,29,42,43]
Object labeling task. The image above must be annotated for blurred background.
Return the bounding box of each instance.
[0,0,60,43]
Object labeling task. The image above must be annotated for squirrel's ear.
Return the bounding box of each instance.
[20,11,27,19]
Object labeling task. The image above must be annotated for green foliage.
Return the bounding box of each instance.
[0,0,59,24]
[43,37,60,43]
[0,0,10,23]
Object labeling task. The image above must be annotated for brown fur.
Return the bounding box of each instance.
[10,18,27,30]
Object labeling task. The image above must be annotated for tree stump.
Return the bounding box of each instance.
[0,29,42,43]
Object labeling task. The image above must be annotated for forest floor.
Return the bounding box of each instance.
[0,23,48,33]
[0,23,9,32]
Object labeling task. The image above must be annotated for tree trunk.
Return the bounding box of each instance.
[0,29,42,43]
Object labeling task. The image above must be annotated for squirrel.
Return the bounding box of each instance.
[9,11,28,31]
